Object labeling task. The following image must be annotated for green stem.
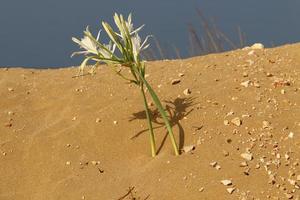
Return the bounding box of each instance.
[135,68,179,156]
[140,84,156,157]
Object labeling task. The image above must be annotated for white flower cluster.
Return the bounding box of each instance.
[72,13,151,67]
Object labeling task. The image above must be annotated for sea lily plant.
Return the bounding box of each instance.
[72,13,179,157]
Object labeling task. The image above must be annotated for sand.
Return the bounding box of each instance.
[1,43,300,200]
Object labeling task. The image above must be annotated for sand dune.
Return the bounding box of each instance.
[1,43,300,199]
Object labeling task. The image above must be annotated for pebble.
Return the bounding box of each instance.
[95,118,101,123]
[297,175,300,181]
[285,194,293,199]
[231,117,242,127]
[198,187,204,192]
[248,50,255,56]
[242,72,248,77]
[223,150,229,157]
[91,161,100,166]
[171,79,181,85]
[227,187,236,194]
[113,121,118,125]
[262,121,271,129]
[210,161,218,167]
[7,87,14,92]
[281,89,286,94]
[66,161,71,165]
[182,145,195,153]
[221,180,232,186]
[241,80,251,87]
[178,73,185,77]
[7,111,14,115]
[266,72,273,77]
[288,132,294,139]
[223,120,230,126]
[240,161,248,167]
[251,43,264,50]
[183,88,191,95]
[241,152,253,161]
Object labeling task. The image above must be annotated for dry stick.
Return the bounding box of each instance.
[215,29,238,50]
[210,17,224,51]
[172,45,181,59]
[237,26,244,48]
[153,37,165,60]
[196,8,220,53]
[117,187,135,200]
[188,24,204,55]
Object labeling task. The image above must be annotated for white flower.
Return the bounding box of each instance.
[131,33,151,61]
[99,41,116,59]
[125,13,144,35]
[71,27,99,56]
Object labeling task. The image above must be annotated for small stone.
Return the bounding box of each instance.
[224,120,230,126]
[266,72,273,77]
[171,79,181,85]
[240,161,248,167]
[199,187,204,192]
[241,80,251,87]
[178,73,185,77]
[281,89,286,94]
[288,132,294,139]
[241,152,253,161]
[253,82,260,88]
[183,88,191,95]
[243,168,250,176]
[66,161,71,165]
[285,194,293,199]
[113,121,118,125]
[182,145,195,153]
[296,175,300,181]
[227,187,236,194]
[231,117,242,127]
[242,72,248,77]
[2,152,6,156]
[221,180,232,186]
[7,111,14,115]
[91,161,98,166]
[223,150,229,157]
[8,87,14,92]
[248,50,255,56]
[72,117,77,121]
[251,43,264,50]
[210,161,218,167]
[215,165,221,170]
[95,118,101,123]
[66,144,71,147]
[4,122,12,127]
[262,121,271,129]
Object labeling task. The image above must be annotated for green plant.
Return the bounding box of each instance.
[72,13,179,157]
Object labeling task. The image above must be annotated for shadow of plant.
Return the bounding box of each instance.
[129,97,197,154]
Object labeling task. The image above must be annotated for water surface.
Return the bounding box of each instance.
[0,0,299,67]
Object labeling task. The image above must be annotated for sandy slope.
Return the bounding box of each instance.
[0,43,300,200]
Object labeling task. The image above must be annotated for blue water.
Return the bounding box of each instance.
[0,0,299,67]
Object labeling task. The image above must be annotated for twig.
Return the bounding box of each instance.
[117,187,135,200]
